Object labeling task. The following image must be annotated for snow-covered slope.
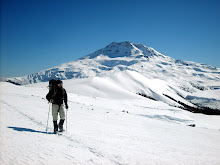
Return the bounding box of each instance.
[24,69,220,112]
[64,70,195,107]
[1,80,220,165]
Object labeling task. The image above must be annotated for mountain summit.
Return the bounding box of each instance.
[81,41,164,59]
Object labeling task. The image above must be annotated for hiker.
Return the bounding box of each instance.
[46,80,68,133]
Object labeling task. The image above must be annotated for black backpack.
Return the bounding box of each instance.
[47,79,65,103]
[48,79,58,91]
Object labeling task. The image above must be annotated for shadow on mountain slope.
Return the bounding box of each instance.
[162,94,220,115]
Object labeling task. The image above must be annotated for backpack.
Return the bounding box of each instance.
[48,79,58,91]
[47,79,65,104]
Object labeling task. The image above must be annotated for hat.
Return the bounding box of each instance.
[57,80,63,84]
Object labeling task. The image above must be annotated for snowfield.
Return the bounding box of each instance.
[1,71,220,165]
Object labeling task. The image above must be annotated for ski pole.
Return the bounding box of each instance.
[66,107,68,133]
[46,103,51,132]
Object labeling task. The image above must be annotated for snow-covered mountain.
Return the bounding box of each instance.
[6,41,220,112]
[7,41,220,87]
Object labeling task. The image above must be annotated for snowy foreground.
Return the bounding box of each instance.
[1,78,220,165]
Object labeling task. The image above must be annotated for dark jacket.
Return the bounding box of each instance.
[46,86,68,106]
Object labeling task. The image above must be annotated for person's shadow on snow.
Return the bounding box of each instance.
[8,127,54,134]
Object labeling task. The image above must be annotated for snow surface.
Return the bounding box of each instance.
[1,70,220,165]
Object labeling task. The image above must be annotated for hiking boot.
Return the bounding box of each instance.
[58,119,65,132]
[53,121,58,133]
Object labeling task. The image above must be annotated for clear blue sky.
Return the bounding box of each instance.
[1,0,220,77]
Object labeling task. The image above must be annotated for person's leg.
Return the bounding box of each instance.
[52,104,59,132]
[58,105,65,131]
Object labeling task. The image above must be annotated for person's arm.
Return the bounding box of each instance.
[64,89,68,109]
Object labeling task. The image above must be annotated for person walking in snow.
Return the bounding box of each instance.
[46,80,68,133]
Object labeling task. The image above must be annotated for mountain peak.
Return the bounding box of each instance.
[81,41,162,59]
[106,41,134,48]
